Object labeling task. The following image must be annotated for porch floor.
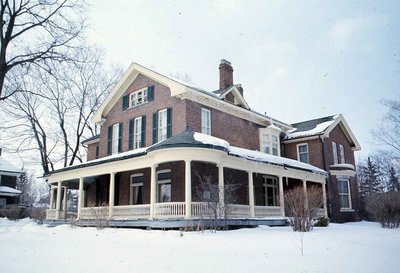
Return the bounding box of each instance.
[44,217,288,229]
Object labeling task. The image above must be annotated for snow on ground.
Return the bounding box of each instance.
[0,219,399,273]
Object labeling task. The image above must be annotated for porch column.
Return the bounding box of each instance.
[150,164,157,219]
[55,181,62,220]
[322,182,328,217]
[77,177,84,220]
[278,176,285,216]
[303,179,308,211]
[62,186,67,218]
[108,172,116,219]
[218,164,224,217]
[248,171,255,217]
[185,160,192,219]
[49,186,55,209]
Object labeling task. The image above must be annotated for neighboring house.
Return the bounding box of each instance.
[44,60,360,226]
[0,147,23,208]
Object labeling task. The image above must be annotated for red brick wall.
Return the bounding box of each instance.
[185,100,261,150]
[97,74,187,158]
[117,168,151,205]
[87,143,97,161]
[283,138,324,169]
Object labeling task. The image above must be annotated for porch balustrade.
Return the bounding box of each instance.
[113,205,150,219]
[154,202,186,218]
[46,209,57,220]
[227,204,251,218]
[254,206,282,217]
[80,207,108,220]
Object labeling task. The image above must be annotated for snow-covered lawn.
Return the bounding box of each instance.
[0,219,399,273]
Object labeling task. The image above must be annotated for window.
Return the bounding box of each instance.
[130,88,148,108]
[297,144,309,163]
[339,144,345,164]
[201,108,211,135]
[271,135,279,156]
[263,176,279,206]
[332,142,338,164]
[157,170,171,203]
[130,174,144,205]
[260,130,280,156]
[262,133,270,154]
[158,109,167,142]
[112,123,120,154]
[338,179,351,209]
[134,117,142,149]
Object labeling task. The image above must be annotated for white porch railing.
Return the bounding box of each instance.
[254,206,282,217]
[227,204,251,218]
[46,209,57,220]
[154,202,185,219]
[113,205,150,219]
[191,202,210,218]
[79,207,108,220]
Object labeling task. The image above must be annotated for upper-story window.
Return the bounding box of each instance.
[152,108,172,144]
[122,86,154,110]
[259,127,280,156]
[129,116,146,150]
[332,142,338,164]
[339,144,345,164]
[201,108,211,135]
[107,123,122,155]
[297,143,309,163]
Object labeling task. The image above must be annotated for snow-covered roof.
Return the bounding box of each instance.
[0,157,22,175]
[284,114,361,151]
[0,186,22,197]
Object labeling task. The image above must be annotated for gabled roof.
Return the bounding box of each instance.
[284,114,361,151]
[91,62,292,131]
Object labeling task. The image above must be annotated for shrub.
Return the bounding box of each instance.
[365,192,400,228]
[314,216,329,227]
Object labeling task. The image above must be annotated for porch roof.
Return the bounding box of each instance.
[46,130,327,177]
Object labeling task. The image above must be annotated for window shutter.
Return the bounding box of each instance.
[107,126,112,155]
[152,112,158,144]
[128,119,134,150]
[167,108,172,138]
[122,95,129,110]
[118,123,123,153]
[95,145,99,159]
[147,86,154,101]
[141,115,146,147]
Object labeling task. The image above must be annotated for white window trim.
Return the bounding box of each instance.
[133,116,142,149]
[339,144,345,164]
[332,142,338,164]
[296,143,309,163]
[259,128,280,156]
[157,169,171,203]
[130,173,144,205]
[201,108,211,135]
[158,109,167,142]
[263,176,279,207]
[112,123,120,155]
[129,87,148,108]
[338,178,353,211]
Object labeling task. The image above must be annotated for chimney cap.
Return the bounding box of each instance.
[220,59,231,66]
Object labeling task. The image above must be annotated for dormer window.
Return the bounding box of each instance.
[259,126,281,156]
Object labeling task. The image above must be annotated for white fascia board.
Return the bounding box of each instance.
[219,86,250,109]
[92,62,187,124]
[323,114,361,151]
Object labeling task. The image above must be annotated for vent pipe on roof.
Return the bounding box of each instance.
[219,59,233,89]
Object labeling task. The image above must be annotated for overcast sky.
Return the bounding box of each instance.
[86,1,398,159]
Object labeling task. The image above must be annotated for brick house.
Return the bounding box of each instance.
[44,60,360,226]
[0,147,23,208]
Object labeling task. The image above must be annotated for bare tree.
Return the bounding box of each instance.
[284,186,323,232]
[0,0,87,100]
[0,46,121,173]
[195,174,239,231]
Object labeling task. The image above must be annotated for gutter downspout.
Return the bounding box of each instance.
[319,135,331,218]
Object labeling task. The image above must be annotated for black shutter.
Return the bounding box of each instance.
[167,108,172,138]
[122,95,129,110]
[147,86,154,101]
[118,123,123,153]
[152,112,158,144]
[95,145,99,159]
[107,126,112,155]
[128,119,134,150]
[141,115,146,147]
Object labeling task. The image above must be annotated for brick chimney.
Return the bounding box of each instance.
[219,59,233,89]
